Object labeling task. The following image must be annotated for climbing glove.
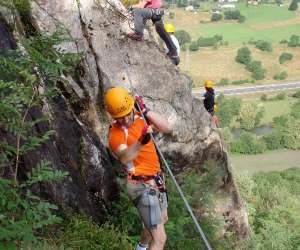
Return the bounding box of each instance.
[134,95,150,116]
[138,125,151,145]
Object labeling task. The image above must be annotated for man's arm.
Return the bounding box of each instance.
[113,125,152,165]
[115,142,142,165]
[134,95,172,134]
[144,111,172,134]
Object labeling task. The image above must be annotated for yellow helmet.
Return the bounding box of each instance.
[164,23,175,33]
[204,80,214,89]
[104,87,134,118]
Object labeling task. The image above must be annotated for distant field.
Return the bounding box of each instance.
[180,45,300,87]
[249,95,298,125]
[165,4,300,44]
[231,149,300,174]
[164,4,300,87]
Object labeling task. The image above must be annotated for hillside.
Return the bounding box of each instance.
[164,3,300,87]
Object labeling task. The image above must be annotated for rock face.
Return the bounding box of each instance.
[1,0,250,238]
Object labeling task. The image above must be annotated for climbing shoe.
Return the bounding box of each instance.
[167,52,180,65]
[127,32,143,41]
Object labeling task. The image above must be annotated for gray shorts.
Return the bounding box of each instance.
[127,181,168,230]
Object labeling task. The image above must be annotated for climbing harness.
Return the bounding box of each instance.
[123,64,213,250]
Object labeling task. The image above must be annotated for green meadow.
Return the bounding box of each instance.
[168,4,300,44]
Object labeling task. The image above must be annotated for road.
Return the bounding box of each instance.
[192,81,300,97]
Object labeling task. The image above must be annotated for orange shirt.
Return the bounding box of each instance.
[109,115,160,176]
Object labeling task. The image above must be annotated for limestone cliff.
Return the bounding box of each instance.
[0,0,250,239]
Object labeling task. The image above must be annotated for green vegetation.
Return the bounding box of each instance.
[211,13,222,22]
[254,40,273,52]
[235,47,266,80]
[246,60,266,80]
[169,5,299,44]
[279,52,293,64]
[236,168,300,249]
[197,35,222,47]
[0,28,78,247]
[216,94,242,127]
[43,216,133,250]
[217,91,300,155]
[189,41,199,51]
[259,96,296,124]
[292,90,300,98]
[263,132,283,150]
[217,78,250,86]
[236,47,251,65]
[287,34,300,47]
[38,166,300,250]
[288,0,298,11]
[223,10,246,23]
[273,70,288,80]
[260,94,268,101]
[95,165,235,250]
[231,132,266,154]
[175,29,191,45]
[238,102,265,131]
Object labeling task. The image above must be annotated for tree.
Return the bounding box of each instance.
[230,132,266,154]
[197,36,218,47]
[290,101,300,119]
[263,132,284,150]
[279,52,293,64]
[177,0,188,8]
[224,10,241,20]
[255,40,273,52]
[288,34,299,47]
[236,47,251,65]
[238,15,246,23]
[288,0,298,11]
[0,29,73,245]
[211,13,222,22]
[279,116,300,149]
[260,94,268,101]
[292,90,300,98]
[217,95,242,127]
[273,71,288,80]
[189,41,199,51]
[175,30,191,45]
[246,60,266,80]
[238,102,257,130]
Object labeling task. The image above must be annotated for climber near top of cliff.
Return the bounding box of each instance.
[105,87,172,250]
[127,0,180,65]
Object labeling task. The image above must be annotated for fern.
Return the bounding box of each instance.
[0,24,81,246]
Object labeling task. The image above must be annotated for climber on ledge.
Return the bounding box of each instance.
[164,23,180,65]
[105,87,172,250]
[203,80,219,127]
[127,0,180,65]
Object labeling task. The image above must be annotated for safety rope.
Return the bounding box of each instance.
[123,63,213,250]
[104,0,135,30]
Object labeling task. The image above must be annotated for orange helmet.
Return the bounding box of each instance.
[104,87,134,118]
[204,80,214,89]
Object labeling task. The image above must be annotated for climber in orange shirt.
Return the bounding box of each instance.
[105,87,172,250]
